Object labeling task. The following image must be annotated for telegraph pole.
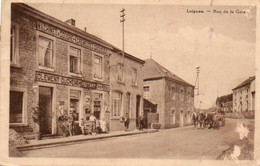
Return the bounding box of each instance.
[120,8,125,66]
[195,66,200,96]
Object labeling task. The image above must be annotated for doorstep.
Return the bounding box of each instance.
[16,129,159,151]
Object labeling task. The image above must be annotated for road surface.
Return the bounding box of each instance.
[23,118,244,159]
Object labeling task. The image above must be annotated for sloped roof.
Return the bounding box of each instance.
[143,59,194,87]
[232,76,255,90]
[14,3,144,64]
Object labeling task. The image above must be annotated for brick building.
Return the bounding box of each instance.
[232,76,255,113]
[109,50,144,131]
[143,59,195,129]
[9,3,143,136]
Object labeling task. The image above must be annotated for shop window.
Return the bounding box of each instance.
[143,86,150,98]
[132,68,137,85]
[10,24,19,65]
[39,36,53,68]
[117,64,124,82]
[111,91,122,117]
[69,47,81,74]
[10,91,24,123]
[93,55,103,80]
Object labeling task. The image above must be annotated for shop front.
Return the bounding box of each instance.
[35,71,110,136]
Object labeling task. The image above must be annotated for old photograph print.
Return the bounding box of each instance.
[7,2,255,161]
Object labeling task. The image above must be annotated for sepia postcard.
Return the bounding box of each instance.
[0,0,259,165]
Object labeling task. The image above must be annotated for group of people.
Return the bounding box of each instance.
[121,113,146,131]
[67,111,147,137]
[68,111,108,136]
[192,111,225,130]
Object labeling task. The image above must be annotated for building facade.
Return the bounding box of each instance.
[216,94,233,113]
[109,51,144,131]
[223,101,233,113]
[232,76,255,113]
[10,3,144,136]
[143,59,195,129]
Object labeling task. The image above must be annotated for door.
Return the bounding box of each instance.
[39,86,53,135]
[136,95,141,126]
[172,110,175,124]
[94,93,102,120]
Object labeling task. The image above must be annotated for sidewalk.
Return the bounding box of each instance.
[16,129,159,151]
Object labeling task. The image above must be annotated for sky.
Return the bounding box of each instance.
[28,3,255,109]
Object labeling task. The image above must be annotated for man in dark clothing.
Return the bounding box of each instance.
[138,115,144,131]
[124,113,130,131]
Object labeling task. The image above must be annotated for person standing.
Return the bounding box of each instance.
[123,113,130,131]
[79,118,86,135]
[89,113,97,134]
[138,115,144,131]
[68,111,75,136]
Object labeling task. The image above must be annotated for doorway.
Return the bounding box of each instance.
[93,93,102,120]
[172,110,175,124]
[39,86,53,135]
[136,95,141,127]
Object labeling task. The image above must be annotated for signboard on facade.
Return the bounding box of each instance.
[35,71,110,91]
[36,21,110,56]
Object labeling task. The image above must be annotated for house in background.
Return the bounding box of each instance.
[143,58,195,129]
[109,49,145,131]
[232,76,255,113]
[216,94,233,113]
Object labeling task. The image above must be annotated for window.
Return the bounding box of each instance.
[10,24,19,65]
[126,93,131,118]
[172,110,175,124]
[39,36,53,68]
[10,91,24,123]
[111,92,122,117]
[117,64,124,82]
[69,47,81,74]
[144,86,150,98]
[180,88,184,101]
[93,55,103,80]
[170,86,175,99]
[132,68,137,85]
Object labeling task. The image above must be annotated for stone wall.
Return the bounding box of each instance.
[109,52,144,131]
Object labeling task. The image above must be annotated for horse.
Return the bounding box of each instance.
[205,112,214,129]
[212,113,221,129]
[192,112,198,128]
[197,112,206,129]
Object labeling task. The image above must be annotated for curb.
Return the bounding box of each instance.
[16,129,159,151]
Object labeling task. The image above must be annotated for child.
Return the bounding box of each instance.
[68,111,74,136]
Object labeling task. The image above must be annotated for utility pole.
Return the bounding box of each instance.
[120,8,125,66]
[195,66,200,96]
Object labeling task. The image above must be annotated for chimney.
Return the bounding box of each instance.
[65,19,76,26]
[84,27,87,32]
